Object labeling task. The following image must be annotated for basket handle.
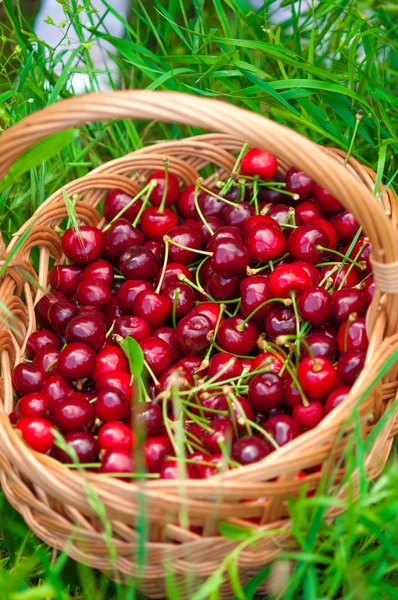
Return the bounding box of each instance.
[0,90,397,300]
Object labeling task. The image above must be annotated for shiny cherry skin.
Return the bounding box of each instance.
[298,356,336,400]
[197,189,226,219]
[337,317,368,353]
[51,398,94,433]
[264,204,303,238]
[16,417,54,453]
[144,241,165,264]
[160,459,200,480]
[95,388,129,422]
[208,353,242,382]
[104,188,143,222]
[119,246,158,281]
[96,372,134,403]
[344,236,371,275]
[362,278,375,307]
[313,184,343,215]
[269,264,311,298]
[248,372,284,412]
[211,238,250,276]
[189,302,224,329]
[297,286,333,326]
[26,329,60,359]
[98,421,135,451]
[177,185,198,219]
[284,379,303,408]
[16,393,50,419]
[325,386,351,414]
[62,226,103,265]
[147,170,180,207]
[117,280,153,315]
[252,352,284,376]
[232,435,269,465]
[141,207,179,242]
[247,223,287,262]
[312,217,337,249]
[331,288,365,324]
[217,316,259,355]
[92,346,129,381]
[65,315,106,351]
[12,363,47,396]
[77,279,111,308]
[81,260,114,286]
[295,201,322,223]
[206,270,241,301]
[230,396,255,433]
[49,264,83,297]
[166,226,203,265]
[32,348,60,376]
[101,449,134,474]
[58,342,96,380]
[35,292,66,329]
[265,306,296,338]
[77,305,106,324]
[176,313,213,356]
[161,282,196,320]
[243,214,280,238]
[292,401,324,429]
[300,333,337,360]
[55,431,98,464]
[337,350,365,385]
[104,297,125,329]
[103,219,145,261]
[144,436,173,472]
[240,148,278,180]
[157,365,194,396]
[131,402,162,438]
[294,261,320,285]
[222,201,254,228]
[140,337,172,377]
[240,275,273,319]
[262,414,301,450]
[114,315,151,342]
[285,168,315,201]
[195,217,224,244]
[319,264,360,290]
[329,211,360,244]
[195,454,227,479]
[288,224,329,264]
[40,375,72,406]
[48,300,78,334]
[202,418,234,453]
[155,262,193,292]
[257,185,285,204]
[152,326,181,363]
[177,356,203,374]
[206,226,243,251]
[133,291,170,328]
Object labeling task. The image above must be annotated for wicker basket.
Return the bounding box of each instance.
[0,91,397,599]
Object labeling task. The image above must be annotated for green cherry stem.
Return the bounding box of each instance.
[197,181,242,209]
[236,297,291,331]
[155,239,170,294]
[103,182,155,231]
[171,287,180,330]
[143,359,160,386]
[132,182,157,228]
[316,246,365,269]
[165,236,212,257]
[194,179,214,236]
[158,158,169,214]
[204,303,226,361]
[337,241,368,291]
[319,264,339,287]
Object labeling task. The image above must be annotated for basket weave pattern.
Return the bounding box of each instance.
[0,92,397,598]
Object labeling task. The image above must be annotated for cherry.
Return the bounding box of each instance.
[248,372,284,412]
[298,356,336,400]
[161,282,196,319]
[41,375,72,405]
[177,185,197,219]
[206,226,243,251]
[325,386,351,414]
[313,184,343,215]
[152,326,181,363]
[300,333,337,360]
[264,204,303,238]
[202,418,234,453]
[362,277,375,307]
[62,226,103,265]
[144,241,165,265]
[217,317,259,355]
[196,217,225,244]
[285,168,315,201]
[176,313,213,356]
[232,435,269,465]
[114,315,151,341]
[16,393,50,419]
[344,236,371,275]
[77,305,107,324]
[211,238,250,276]
[222,201,254,228]
[65,315,106,351]
[265,306,296,338]
[32,348,60,376]
[329,211,360,244]
[58,342,96,380]
[98,421,135,451]
[141,207,179,241]
[95,388,129,422]
[147,170,180,207]
[297,286,333,326]
[26,329,60,359]
[331,288,365,324]
[243,215,279,239]
[92,346,129,381]
[119,246,159,281]
[104,188,143,223]
[294,262,320,285]
[51,398,94,433]
[284,379,303,408]
[49,265,83,297]
[288,224,329,264]
[208,353,242,382]
[160,459,200,480]
[131,402,162,438]
[103,219,145,261]
[257,186,285,204]
[81,260,114,287]
[177,356,203,374]
[55,431,98,464]
[197,189,226,219]
[247,223,287,262]
[140,337,172,377]
[166,226,203,265]
[292,401,324,430]
[261,414,301,449]
[319,264,360,290]
[189,302,224,329]
[144,436,173,472]
[295,201,322,223]
[116,280,152,314]
[157,365,194,396]
[16,417,54,453]
[230,396,256,432]
[268,264,311,298]
[155,262,193,292]
[206,270,241,301]
[133,291,170,328]
[35,292,66,329]
[101,449,134,475]
[240,148,278,180]
[12,364,47,396]
[337,317,368,353]
[104,297,125,329]
[240,275,273,319]
[96,372,134,403]
[195,454,226,479]
[48,300,78,334]
[337,350,366,385]
[252,352,285,376]
[312,217,337,250]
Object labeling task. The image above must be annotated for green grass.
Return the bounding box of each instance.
[0,0,397,598]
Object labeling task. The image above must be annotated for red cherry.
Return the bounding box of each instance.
[252,352,284,376]
[92,346,129,381]
[331,288,365,324]
[62,226,103,265]
[103,219,145,262]
[35,292,66,329]
[295,201,323,223]
[176,313,213,356]
[76,279,111,308]
[294,261,320,285]
[265,306,296,338]
[117,280,153,314]
[77,305,107,324]
[206,226,243,251]
[58,343,96,380]
[155,262,193,292]
[98,421,135,451]
[49,264,83,297]
[104,188,143,223]
[131,402,163,438]
[189,302,224,329]
[264,204,303,239]
[217,316,259,355]
[222,201,254,228]
[243,214,280,238]
[152,326,182,363]
[268,264,311,298]
[202,418,234,453]
[337,318,368,353]
[232,435,269,465]
[261,414,301,450]
[133,291,171,328]
[16,417,54,453]
[140,337,172,377]
[160,459,200,479]
[288,224,329,264]
[95,388,129,422]
[177,356,203,375]
[147,170,180,207]
[194,217,224,244]
[319,264,360,290]
[16,393,50,419]
[284,379,303,408]
[240,275,273,319]
[329,211,360,244]
[55,431,98,464]
[337,350,366,385]
[161,282,196,320]
[298,356,336,400]
[292,401,324,429]
[313,184,343,215]
[206,270,241,301]
[96,372,134,402]
[81,260,114,286]
[144,240,165,264]
[32,348,60,376]
[141,207,179,241]
[248,372,284,412]
[167,226,203,265]
[240,148,278,180]
[41,375,72,406]
[12,363,47,396]
[114,315,151,342]
[119,246,159,281]
[208,353,242,382]
[300,333,337,361]
[211,238,250,275]
[197,189,226,219]
[104,297,125,329]
[157,365,194,396]
[48,300,78,334]
[65,315,106,351]
[285,168,315,201]
[247,224,287,262]
[26,329,60,359]
[51,397,94,433]
[343,236,372,275]
[312,217,337,250]
[101,449,134,475]
[325,386,351,414]
[144,436,173,472]
[297,286,333,326]
[177,185,198,219]
[362,277,375,307]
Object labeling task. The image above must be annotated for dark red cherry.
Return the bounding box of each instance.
[104,297,125,329]
[189,302,224,329]
[230,396,255,432]
[96,372,134,403]
[49,264,82,297]
[288,224,329,264]
[206,270,241,301]
[177,356,203,374]
[32,348,60,376]
[48,300,78,334]
[65,315,106,351]
[101,448,134,475]
[62,226,103,265]
[160,459,200,480]
[155,262,193,292]
[313,184,343,215]
[144,436,173,472]
[265,306,296,338]
[248,372,284,412]
[211,238,250,276]
[240,148,278,180]
[152,326,181,363]
[195,217,224,244]
[77,305,106,324]
[292,401,324,429]
[104,188,143,222]
[16,417,54,453]
[41,375,72,405]
[329,211,360,244]
[297,286,333,326]
[95,388,129,422]
[222,201,254,228]
[264,204,303,238]
[240,275,273,319]
[268,264,311,298]
[208,353,242,382]
[103,219,145,262]
[337,350,365,385]
[176,313,213,356]
[362,278,375,307]
[206,226,243,251]
[161,282,196,320]
[202,418,234,453]
[77,279,111,308]
[140,337,172,377]
[285,168,315,201]
[294,261,320,285]
[243,215,280,239]
[284,379,303,408]
[319,264,360,290]
[147,170,180,207]
[98,421,135,451]
[26,329,60,359]
[325,386,351,414]
[16,392,50,419]
[157,365,194,396]
[331,288,365,324]
[144,241,165,264]
[344,236,371,275]
[252,352,284,376]
[166,226,203,265]
[295,201,323,223]
[312,217,337,249]
[261,414,301,450]
[141,207,179,242]
[58,342,96,380]
[195,454,227,479]
[247,224,287,262]
[312,324,337,341]
[177,185,198,219]
[300,333,337,360]
[92,346,129,381]
[81,260,114,286]
[298,356,336,400]
[232,435,269,465]
[133,291,170,328]
[337,317,368,353]
[131,402,162,438]
[12,363,47,396]
[197,189,226,218]
[52,398,94,433]
[117,280,153,314]
[217,316,259,355]
[35,292,66,329]
[114,315,151,342]
[257,185,285,204]
[119,246,158,281]
[55,431,98,464]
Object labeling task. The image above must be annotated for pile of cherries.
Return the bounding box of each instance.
[11,146,374,481]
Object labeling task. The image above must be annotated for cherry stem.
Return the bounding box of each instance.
[194,180,214,236]
[171,286,180,330]
[155,239,170,294]
[237,297,291,331]
[106,321,115,339]
[132,182,157,228]
[181,399,228,416]
[165,236,212,257]
[179,273,234,317]
[158,158,169,214]
[316,247,365,269]
[204,303,225,360]
[337,241,368,291]
[103,182,155,231]
[219,142,249,196]
[289,291,301,346]
[252,178,260,215]
[143,359,160,386]
[225,387,251,436]
[197,181,242,209]
[319,264,339,287]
